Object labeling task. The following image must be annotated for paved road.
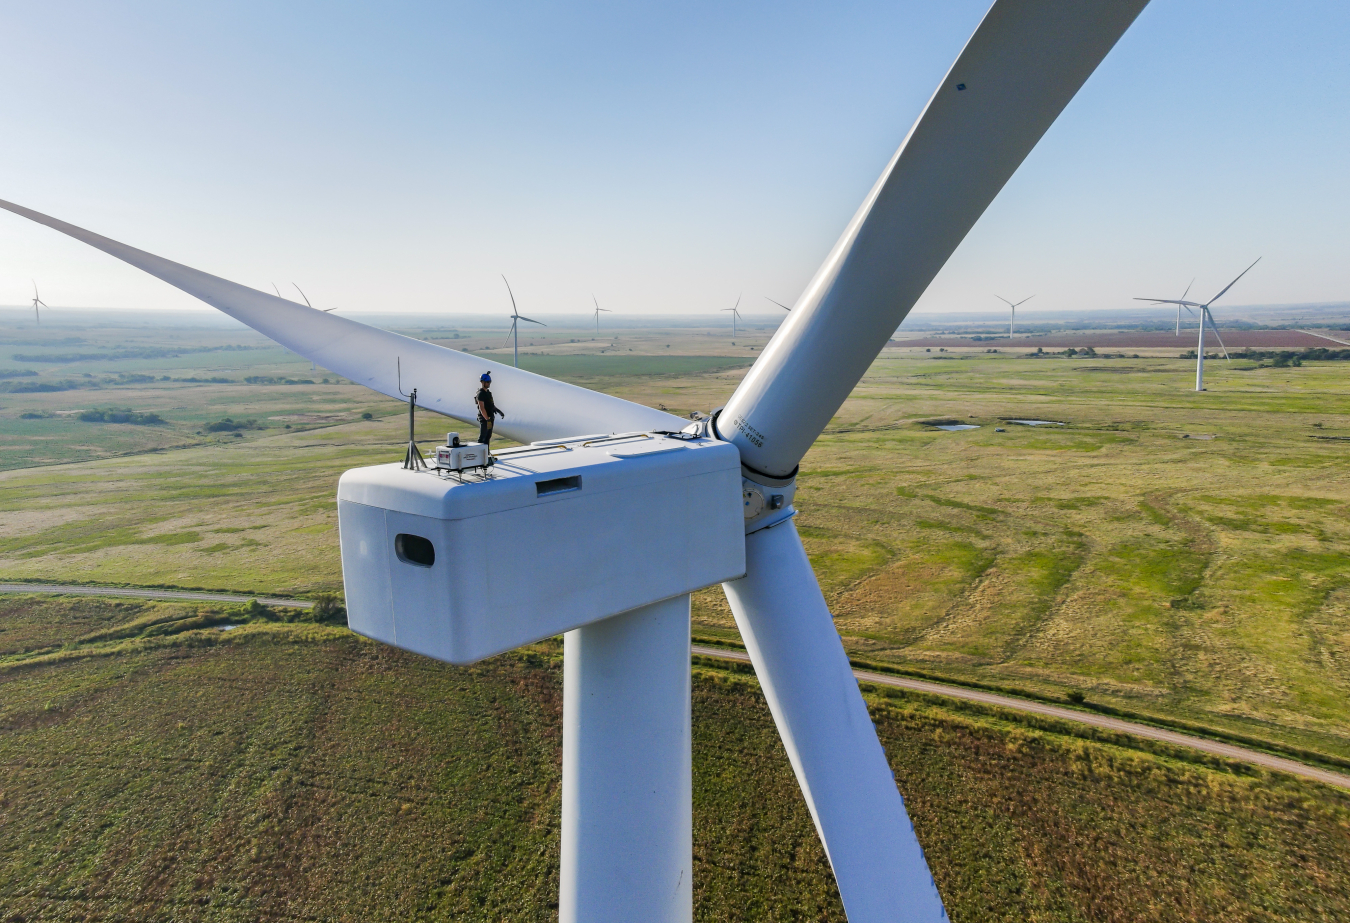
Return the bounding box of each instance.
[0,583,312,609]
[691,644,1350,791]
[4,584,1345,790]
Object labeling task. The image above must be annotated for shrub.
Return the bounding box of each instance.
[311,592,347,624]
[242,599,274,620]
[204,417,259,433]
[77,408,167,425]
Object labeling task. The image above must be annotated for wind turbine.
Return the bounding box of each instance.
[722,294,742,339]
[502,275,545,368]
[1172,279,1195,336]
[30,281,48,324]
[0,2,1152,919]
[291,284,330,367]
[592,295,610,335]
[1136,258,1260,391]
[995,294,1033,338]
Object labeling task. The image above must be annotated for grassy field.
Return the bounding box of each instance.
[2,595,1347,922]
[5,326,1346,762]
[4,317,1350,917]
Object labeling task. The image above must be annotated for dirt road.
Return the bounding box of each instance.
[692,644,1350,791]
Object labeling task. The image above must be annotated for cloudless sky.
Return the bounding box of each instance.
[0,0,1346,317]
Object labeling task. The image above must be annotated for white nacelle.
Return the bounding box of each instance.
[337,433,745,664]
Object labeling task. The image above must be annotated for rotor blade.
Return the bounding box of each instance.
[1205,308,1231,361]
[516,314,547,327]
[292,283,313,310]
[501,319,517,348]
[1206,257,1261,307]
[0,198,681,441]
[1180,277,1194,301]
[994,295,1014,307]
[765,297,791,311]
[723,521,946,922]
[501,274,519,314]
[1134,298,1203,307]
[719,0,1150,478]
[1014,295,1035,308]
[272,282,282,299]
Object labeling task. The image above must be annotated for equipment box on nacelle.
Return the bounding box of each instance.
[337,432,744,664]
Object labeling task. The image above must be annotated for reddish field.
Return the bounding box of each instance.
[892,329,1350,350]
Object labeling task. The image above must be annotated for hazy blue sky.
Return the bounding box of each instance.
[0,0,1345,317]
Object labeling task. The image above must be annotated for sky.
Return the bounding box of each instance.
[0,0,1346,318]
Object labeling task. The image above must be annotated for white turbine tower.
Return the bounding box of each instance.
[995,294,1033,338]
[1136,258,1260,391]
[592,295,610,334]
[0,1,1152,919]
[30,281,48,324]
[501,275,545,368]
[722,294,742,340]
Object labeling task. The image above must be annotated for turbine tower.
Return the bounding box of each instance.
[0,1,1153,919]
[501,275,545,368]
[722,294,742,339]
[30,281,48,324]
[995,294,1033,338]
[592,295,610,334]
[1136,258,1259,391]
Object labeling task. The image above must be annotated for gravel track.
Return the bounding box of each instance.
[4,583,1344,791]
[691,644,1350,791]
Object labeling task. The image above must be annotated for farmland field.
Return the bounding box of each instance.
[2,313,1350,918]
[2,595,1348,922]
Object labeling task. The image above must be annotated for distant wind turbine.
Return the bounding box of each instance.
[592,295,611,335]
[31,281,48,324]
[722,294,742,339]
[765,297,791,312]
[995,294,1033,338]
[1136,258,1261,391]
[292,284,327,367]
[1173,279,1195,336]
[502,275,545,368]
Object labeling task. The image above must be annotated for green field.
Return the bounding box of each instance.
[2,595,1347,922]
[3,318,1350,918]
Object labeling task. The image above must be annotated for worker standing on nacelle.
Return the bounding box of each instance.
[475,372,505,445]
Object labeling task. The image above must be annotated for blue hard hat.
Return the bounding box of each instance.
[480,372,491,383]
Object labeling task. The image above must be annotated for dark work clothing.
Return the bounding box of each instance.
[475,387,499,420]
[475,386,502,445]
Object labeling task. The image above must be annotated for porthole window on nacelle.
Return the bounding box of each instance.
[395,533,435,567]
